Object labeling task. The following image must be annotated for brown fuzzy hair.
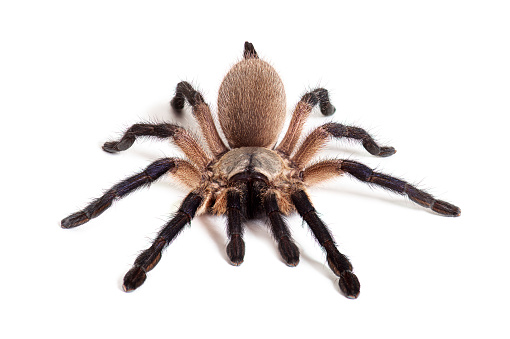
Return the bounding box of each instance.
[217,58,286,149]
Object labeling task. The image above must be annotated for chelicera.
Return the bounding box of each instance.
[61,42,460,298]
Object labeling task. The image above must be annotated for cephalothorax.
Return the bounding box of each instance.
[62,42,460,298]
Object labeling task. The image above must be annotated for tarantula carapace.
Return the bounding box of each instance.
[61,42,460,299]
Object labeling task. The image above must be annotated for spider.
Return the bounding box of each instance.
[61,42,460,299]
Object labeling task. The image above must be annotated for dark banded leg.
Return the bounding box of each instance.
[170,81,229,158]
[170,81,205,113]
[302,88,336,117]
[292,122,396,168]
[339,160,461,216]
[264,191,300,266]
[103,123,179,153]
[225,187,246,266]
[324,123,396,156]
[123,192,203,292]
[276,88,336,156]
[61,158,179,229]
[102,123,210,169]
[291,190,360,299]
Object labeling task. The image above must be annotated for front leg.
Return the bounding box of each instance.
[123,191,204,291]
[263,190,300,267]
[291,189,360,299]
[225,186,246,266]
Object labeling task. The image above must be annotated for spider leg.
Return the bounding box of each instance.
[263,191,300,266]
[291,189,360,299]
[276,88,335,156]
[170,81,229,158]
[225,186,246,265]
[123,191,203,292]
[302,159,461,216]
[102,123,211,170]
[292,123,396,168]
[61,158,200,229]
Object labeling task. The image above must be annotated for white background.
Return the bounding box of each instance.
[1,1,509,338]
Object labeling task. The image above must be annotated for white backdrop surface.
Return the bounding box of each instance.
[1,1,508,338]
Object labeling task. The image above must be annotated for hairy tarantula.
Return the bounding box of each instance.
[61,42,460,298]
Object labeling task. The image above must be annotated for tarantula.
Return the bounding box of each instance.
[61,42,460,299]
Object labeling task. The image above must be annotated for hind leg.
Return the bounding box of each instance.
[170,81,228,158]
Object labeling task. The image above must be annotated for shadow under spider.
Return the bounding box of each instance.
[314,184,428,214]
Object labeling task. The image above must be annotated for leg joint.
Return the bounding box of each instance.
[175,81,204,107]
[322,122,346,138]
[300,88,335,116]
[144,158,176,181]
[178,192,203,220]
[263,192,281,215]
[226,189,242,211]
[291,190,316,217]
[369,172,407,193]
[340,160,373,182]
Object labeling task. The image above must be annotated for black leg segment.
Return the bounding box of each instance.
[102,123,180,153]
[339,160,461,216]
[225,187,246,266]
[264,192,300,266]
[323,123,396,157]
[61,158,177,229]
[291,190,360,298]
[123,191,203,292]
[170,81,205,113]
[302,88,336,116]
